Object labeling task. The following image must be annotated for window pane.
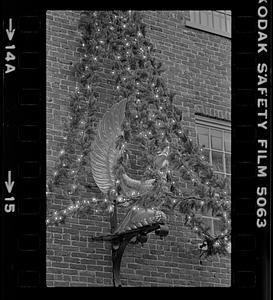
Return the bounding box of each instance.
[188,10,231,36]
[202,216,214,236]
[213,219,223,236]
[203,149,210,162]
[216,172,225,179]
[190,11,199,24]
[211,129,223,150]
[213,11,221,31]
[212,151,224,171]
[207,11,213,27]
[226,174,231,186]
[202,215,225,237]
[200,11,208,26]
[200,11,212,27]
[226,15,231,34]
[225,153,231,174]
[220,14,226,31]
[224,131,231,152]
[197,126,209,148]
[213,11,227,32]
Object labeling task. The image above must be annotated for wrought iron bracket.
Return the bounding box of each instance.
[91,223,169,287]
[91,195,169,286]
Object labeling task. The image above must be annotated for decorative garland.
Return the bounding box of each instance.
[46,10,231,257]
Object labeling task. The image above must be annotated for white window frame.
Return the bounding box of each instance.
[195,115,231,237]
[196,116,231,179]
[186,10,231,38]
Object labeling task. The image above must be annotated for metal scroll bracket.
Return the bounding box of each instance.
[91,200,169,287]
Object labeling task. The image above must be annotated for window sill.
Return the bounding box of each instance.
[196,115,231,131]
[185,21,231,39]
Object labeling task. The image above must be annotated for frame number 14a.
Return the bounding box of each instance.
[5,18,16,74]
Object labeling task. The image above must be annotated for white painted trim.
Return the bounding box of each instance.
[186,20,231,39]
[195,115,231,131]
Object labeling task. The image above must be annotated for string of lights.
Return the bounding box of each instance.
[46,10,231,257]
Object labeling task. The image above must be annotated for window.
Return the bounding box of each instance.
[196,115,231,236]
[186,10,231,38]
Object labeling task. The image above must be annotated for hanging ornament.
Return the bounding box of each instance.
[77,154,83,162]
[117,195,124,202]
[155,120,163,128]
[159,130,165,137]
[214,241,220,247]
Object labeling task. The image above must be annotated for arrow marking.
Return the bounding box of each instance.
[5,171,14,193]
[6,18,15,41]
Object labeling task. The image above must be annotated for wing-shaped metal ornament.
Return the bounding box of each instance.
[120,173,155,198]
[90,99,166,198]
[90,99,127,194]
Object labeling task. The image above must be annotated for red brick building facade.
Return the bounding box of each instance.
[46,10,231,287]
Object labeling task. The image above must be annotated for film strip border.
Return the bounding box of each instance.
[232,2,271,300]
[1,11,46,298]
[0,4,271,299]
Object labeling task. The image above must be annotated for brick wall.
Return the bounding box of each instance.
[46,10,231,287]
